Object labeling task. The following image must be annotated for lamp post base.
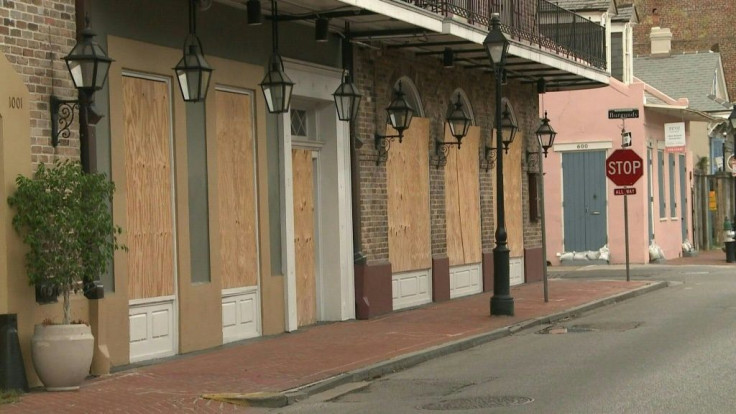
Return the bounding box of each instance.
[490,295,514,316]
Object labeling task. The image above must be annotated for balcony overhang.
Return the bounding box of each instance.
[644,104,720,123]
[216,0,609,92]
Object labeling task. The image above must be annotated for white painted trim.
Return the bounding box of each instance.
[280,111,298,332]
[449,263,482,299]
[280,60,356,325]
[222,285,258,297]
[392,269,432,310]
[128,295,176,306]
[554,141,613,153]
[221,288,261,343]
[510,257,524,286]
[291,139,325,151]
[336,0,444,32]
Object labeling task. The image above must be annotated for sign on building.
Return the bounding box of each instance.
[665,122,686,152]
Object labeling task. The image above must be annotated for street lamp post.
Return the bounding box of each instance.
[729,107,736,233]
[484,13,513,316]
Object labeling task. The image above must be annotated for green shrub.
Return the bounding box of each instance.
[7,160,124,324]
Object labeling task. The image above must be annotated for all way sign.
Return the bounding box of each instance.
[614,188,636,196]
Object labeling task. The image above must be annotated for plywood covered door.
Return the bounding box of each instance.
[387,118,431,309]
[123,75,177,362]
[292,148,316,327]
[445,126,482,298]
[216,89,261,342]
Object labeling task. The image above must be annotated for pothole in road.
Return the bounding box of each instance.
[537,321,642,334]
[419,396,534,410]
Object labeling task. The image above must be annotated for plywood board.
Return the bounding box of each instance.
[216,90,259,289]
[493,128,524,257]
[445,126,482,266]
[387,118,431,272]
[292,149,316,326]
[123,76,175,299]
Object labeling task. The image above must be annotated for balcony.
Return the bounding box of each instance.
[217,0,610,90]
[403,0,606,70]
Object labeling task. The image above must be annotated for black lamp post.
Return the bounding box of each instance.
[51,21,113,173]
[729,106,736,231]
[174,0,213,103]
[534,110,556,303]
[260,0,294,114]
[484,13,513,316]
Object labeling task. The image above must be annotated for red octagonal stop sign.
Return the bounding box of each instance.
[606,149,643,186]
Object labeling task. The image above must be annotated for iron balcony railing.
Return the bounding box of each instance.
[405,0,607,70]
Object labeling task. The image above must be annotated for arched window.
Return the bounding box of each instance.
[393,76,424,118]
[449,88,475,126]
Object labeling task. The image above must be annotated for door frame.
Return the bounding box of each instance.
[278,59,355,331]
[215,85,263,343]
[556,141,612,253]
[122,70,179,363]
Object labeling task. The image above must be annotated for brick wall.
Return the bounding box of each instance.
[353,46,541,263]
[632,0,736,99]
[0,0,79,168]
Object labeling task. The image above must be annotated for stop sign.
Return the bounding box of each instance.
[606,149,643,186]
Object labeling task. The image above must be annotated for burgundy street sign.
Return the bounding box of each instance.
[606,149,643,187]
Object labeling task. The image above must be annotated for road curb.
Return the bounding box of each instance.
[235,281,668,407]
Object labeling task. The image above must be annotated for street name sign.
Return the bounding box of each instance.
[608,108,640,119]
[606,149,644,186]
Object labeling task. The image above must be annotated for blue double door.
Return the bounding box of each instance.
[562,151,608,252]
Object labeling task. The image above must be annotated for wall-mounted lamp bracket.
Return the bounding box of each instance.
[374,133,403,165]
[481,145,497,172]
[50,95,80,147]
[435,140,461,169]
[526,149,541,172]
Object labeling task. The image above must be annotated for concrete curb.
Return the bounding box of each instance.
[236,281,668,407]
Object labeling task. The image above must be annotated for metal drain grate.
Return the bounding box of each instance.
[538,321,642,334]
[420,396,534,410]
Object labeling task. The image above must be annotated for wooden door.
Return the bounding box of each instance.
[216,89,261,342]
[123,75,176,362]
[292,148,316,327]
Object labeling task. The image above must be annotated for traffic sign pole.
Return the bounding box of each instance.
[624,192,630,282]
[606,149,643,282]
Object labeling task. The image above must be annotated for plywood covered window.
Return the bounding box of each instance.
[122,75,176,300]
[215,89,259,289]
[444,89,481,266]
[387,118,431,272]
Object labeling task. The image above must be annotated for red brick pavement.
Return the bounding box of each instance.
[4,279,655,413]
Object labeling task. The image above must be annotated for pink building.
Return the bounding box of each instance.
[543,77,714,265]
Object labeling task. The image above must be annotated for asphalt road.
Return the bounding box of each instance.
[268,264,736,413]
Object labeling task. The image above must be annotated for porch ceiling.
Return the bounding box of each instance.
[215,0,609,92]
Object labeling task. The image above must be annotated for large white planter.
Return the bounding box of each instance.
[31,324,94,391]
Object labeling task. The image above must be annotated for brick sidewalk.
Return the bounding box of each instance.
[4,279,658,413]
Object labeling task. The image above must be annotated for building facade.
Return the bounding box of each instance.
[0,0,608,387]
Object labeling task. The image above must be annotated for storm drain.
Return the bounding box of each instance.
[538,322,642,334]
[420,396,533,410]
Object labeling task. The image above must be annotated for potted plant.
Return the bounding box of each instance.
[7,160,123,390]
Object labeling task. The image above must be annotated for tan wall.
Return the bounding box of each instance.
[0,50,93,387]
[104,36,279,369]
